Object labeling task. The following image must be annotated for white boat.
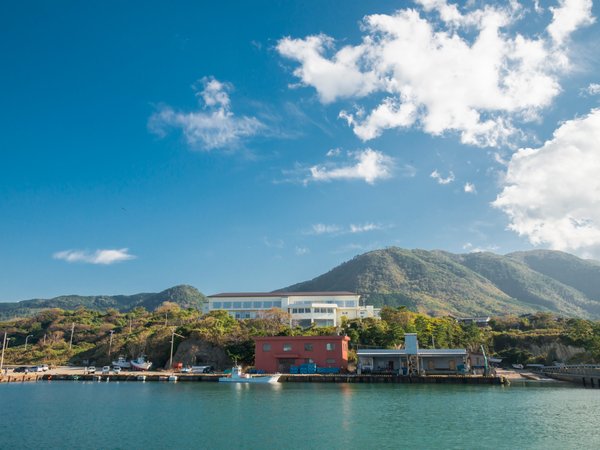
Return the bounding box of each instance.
[111,356,131,369]
[130,355,152,371]
[219,366,280,384]
[136,375,146,381]
[168,375,178,382]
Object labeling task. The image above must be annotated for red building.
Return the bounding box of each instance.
[254,335,350,373]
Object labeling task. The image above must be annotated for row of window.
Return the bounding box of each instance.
[212,301,283,310]
[290,307,335,314]
[289,300,358,307]
[262,342,337,352]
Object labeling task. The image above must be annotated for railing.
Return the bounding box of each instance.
[539,364,600,377]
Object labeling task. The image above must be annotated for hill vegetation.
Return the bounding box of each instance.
[1,304,599,368]
[284,248,600,319]
[0,285,206,320]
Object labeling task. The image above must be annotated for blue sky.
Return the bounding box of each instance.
[2,0,600,301]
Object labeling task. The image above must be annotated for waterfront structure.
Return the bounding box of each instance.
[357,333,468,375]
[254,335,350,373]
[206,291,379,327]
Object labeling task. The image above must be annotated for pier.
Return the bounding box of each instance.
[0,371,507,385]
[536,364,600,388]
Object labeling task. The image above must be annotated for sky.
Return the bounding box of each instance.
[1,0,600,301]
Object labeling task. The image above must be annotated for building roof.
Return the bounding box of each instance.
[208,291,358,298]
[357,348,467,357]
[254,335,350,342]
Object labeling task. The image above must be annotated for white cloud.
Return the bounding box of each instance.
[53,248,136,265]
[308,148,394,184]
[149,76,264,150]
[547,0,595,45]
[295,246,310,255]
[278,1,594,147]
[309,224,341,235]
[263,237,284,249]
[464,182,477,193]
[494,108,600,256]
[462,242,499,253]
[349,223,383,233]
[581,83,600,96]
[326,147,341,157]
[307,222,385,235]
[430,169,455,185]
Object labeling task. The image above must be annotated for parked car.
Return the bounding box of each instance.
[32,366,44,373]
[181,367,192,373]
[87,366,96,374]
[112,366,121,374]
[41,364,49,372]
[102,366,111,374]
[13,366,30,373]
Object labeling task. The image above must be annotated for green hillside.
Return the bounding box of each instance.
[0,285,206,320]
[508,250,600,301]
[283,248,600,319]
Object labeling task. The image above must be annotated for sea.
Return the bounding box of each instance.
[1,381,599,449]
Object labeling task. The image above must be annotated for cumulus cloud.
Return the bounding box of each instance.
[430,169,455,185]
[308,148,394,184]
[295,246,310,255]
[53,248,136,265]
[494,108,600,256]
[581,83,600,96]
[149,76,264,150]
[547,0,595,45]
[278,1,594,147]
[464,182,477,193]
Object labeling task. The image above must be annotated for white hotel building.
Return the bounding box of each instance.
[206,291,380,327]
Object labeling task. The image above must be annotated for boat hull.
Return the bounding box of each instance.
[219,375,280,384]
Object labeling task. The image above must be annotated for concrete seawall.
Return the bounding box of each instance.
[0,373,509,385]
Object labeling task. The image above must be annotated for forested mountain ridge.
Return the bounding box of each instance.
[283,248,600,319]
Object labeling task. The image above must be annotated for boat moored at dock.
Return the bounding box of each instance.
[219,366,280,384]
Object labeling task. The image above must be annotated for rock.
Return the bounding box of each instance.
[171,338,233,370]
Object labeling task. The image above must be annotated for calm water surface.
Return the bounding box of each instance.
[1,381,599,449]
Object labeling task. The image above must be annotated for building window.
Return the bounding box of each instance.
[253,301,262,308]
[223,302,232,309]
[304,343,313,351]
[292,308,298,314]
[262,343,271,352]
[283,344,292,352]
[326,343,335,351]
[327,308,334,314]
[233,302,242,309]
[326,358,336,364]
[273,301,282,308]
[213,302,222,309]
[264,301,273,308]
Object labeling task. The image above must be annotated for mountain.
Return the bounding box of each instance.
[282,248,600,319]
[0,285,206,320]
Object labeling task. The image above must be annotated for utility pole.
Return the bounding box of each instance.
[108,330,114,359]
[0,332,7,373]
[69,322,75,350]
[168,328,185,370]
[25,334,33,351]
[165,312,168,327]
[129,318,132,334]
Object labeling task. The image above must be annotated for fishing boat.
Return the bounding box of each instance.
[130,355,152,371]
[111,356,131,369]
[219,366,280,384]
